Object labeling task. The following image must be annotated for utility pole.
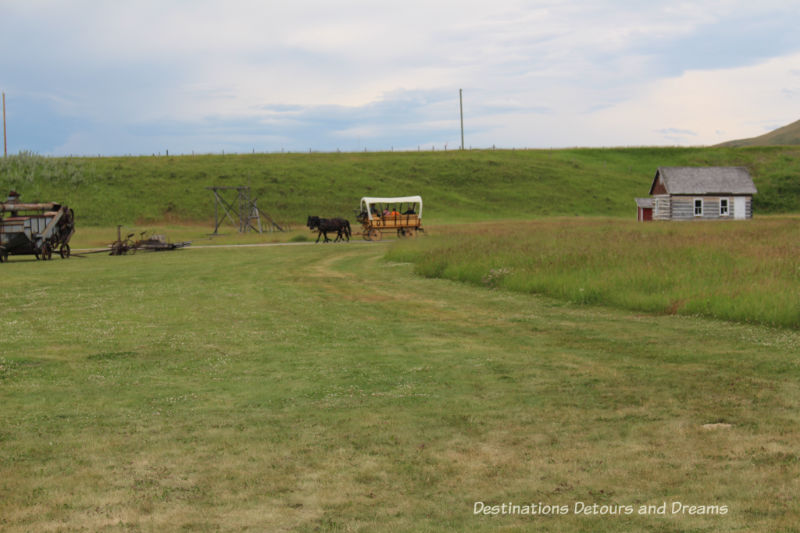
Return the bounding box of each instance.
[459,89,464,151]
[2,92,7,158]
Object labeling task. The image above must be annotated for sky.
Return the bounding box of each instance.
[1,0,800,156]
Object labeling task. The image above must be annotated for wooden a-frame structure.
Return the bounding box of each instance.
[207,186,283,234]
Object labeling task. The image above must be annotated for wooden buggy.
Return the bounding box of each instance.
[357,196,423,241]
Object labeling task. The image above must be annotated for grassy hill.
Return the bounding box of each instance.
[1,146,799,226]
[717,118,800,147]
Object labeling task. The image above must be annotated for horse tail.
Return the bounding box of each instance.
[345,220,351,239]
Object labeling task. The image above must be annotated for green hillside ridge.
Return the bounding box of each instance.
[1,146,799,226]
[717,118,800,147]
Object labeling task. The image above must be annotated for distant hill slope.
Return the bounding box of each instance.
[717,118,800,147]
[1,146,799,225]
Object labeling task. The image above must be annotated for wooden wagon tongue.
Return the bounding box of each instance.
[1,202,59,212]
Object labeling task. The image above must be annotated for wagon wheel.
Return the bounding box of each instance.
[404,228,416,238]
[362,229,372,241]
[369,228,382,241]
[41,243,53,261]
[59,243,71,259]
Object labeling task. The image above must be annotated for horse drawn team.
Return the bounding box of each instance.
[307,195,423,242]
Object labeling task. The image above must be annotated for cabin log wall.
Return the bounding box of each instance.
[668,196,752,220]
[653,195,671,220]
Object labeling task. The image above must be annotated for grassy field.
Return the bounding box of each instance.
[2,146,800,226]
[2,241,799,531]
[387,217,800,329]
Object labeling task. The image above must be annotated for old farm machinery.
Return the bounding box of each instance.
[109,226,191,255]
[356,196,423,241]
[0,191,75,262]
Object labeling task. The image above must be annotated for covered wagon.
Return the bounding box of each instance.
[356,196,423,241]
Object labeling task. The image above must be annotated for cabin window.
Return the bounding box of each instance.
[720,198,729,216]
[694,198,703,216]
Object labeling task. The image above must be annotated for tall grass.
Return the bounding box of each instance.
[0,151,94,195]
[387,218,800,328]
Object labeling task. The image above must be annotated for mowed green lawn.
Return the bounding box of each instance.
[1,242,799,532]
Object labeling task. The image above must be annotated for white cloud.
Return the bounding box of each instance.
[2,0,800,154]
[584,51,800,145]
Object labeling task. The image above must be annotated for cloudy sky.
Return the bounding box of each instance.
[2,0,799,156]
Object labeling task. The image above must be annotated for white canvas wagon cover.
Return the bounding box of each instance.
[360,196,423,220]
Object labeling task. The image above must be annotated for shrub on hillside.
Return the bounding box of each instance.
[0,151,94,194]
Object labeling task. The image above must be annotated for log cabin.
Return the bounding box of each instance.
[635,167,757,221]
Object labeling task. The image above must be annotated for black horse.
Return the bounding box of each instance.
[307,216,351,243]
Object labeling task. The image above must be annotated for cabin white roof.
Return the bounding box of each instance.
[360,196,422,205]
[360,196,423,219]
